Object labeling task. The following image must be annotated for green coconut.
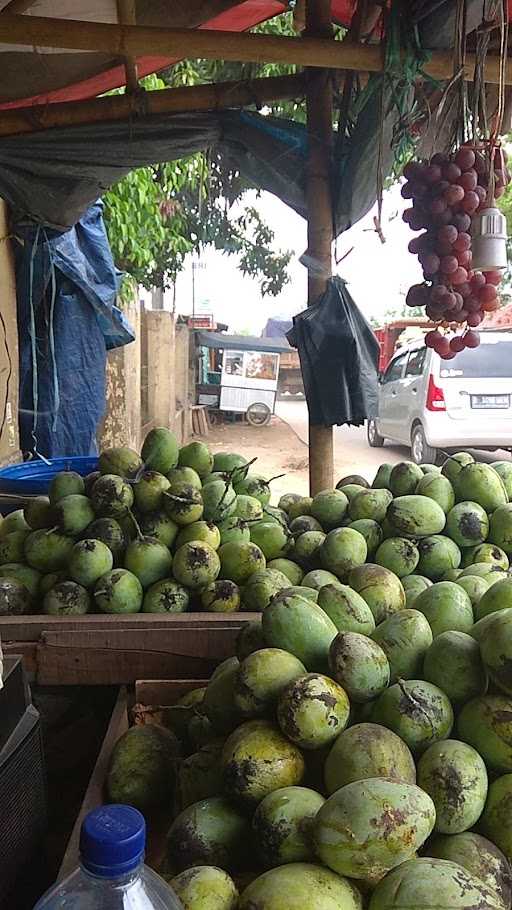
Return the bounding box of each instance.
[412,580,474,637]
[202,660,242,735]
[464,542,509,569]
[44,580,91,615]
[272,586,318,604]
[168,466,202,491]
[454,462,508,513]
[489,504,512,555]
[238,863,363,910]
[481,774,512,862]
[201,481,237,524]
[416,472,455,513]
[491,460,512,498]
[349,489,393,523]
[173,541,220,590]
[368,857,503,910]
[252,787,325,867]
[123,537,173,588]
[262,593,337,672]
[401,574,433,608]
[324,722,416,794]
[0,531,29,565]
[389,461,424,496]
[372,463,393,489]
[179,441,214,478]
[372,609,433,683]
[456,574,490,607]
[0,509,29,536]
[375,537,420,578]
[445,501,490,547]
[24,529,74,572]
[313,778,435,881]
[300,568,341,590]
[169,866,238,910]
[68,538,114,587]
[347,563,406,624]
[176,521,221,551]
[236,621,266,662]
[52,493,95,537]
[24,496,53,530]
[474,577,512,620]
[309,489,348,529]
[222,719,305,806]
[234,495,264,522]
[442,451,475,483]
[333,484,366,503]
[234,648,306,718]
[138,511,179,549]
[423,631,487,704]
[176,742,224,811]
[289,516,323,536]
[319,527,367,578]
[0,577,32,615]
[267,558,304,586]
[234,474,272,506]
[107,723,179,812]
[218,541,266,585]
[416,535,461,580]
[99,446,142,478]
[92,567,142,614]
[242,568,290,612]
[85,518,127,562]
[201,580,240,613]
[479,608,512,695]
[428,832,511,910]
[371,679,453,753]
[0,563,40,597]
[387,495,446,538]
[417,739,488,834]
[49,471,85,503]
[347,519,383,555]
[166,797,250,872]
[458,695,512,772]
[91,474,134,518]
[286,498,313,521]
[142,578,189,614]
[329,632,389,703]
[217,516,250,547]
[249,521,290,561]
[291,531,326,568]
[163,485,204,526]
[278,493,303,514]
[276,672,350,749]
[141,426,179,474]
[317,583,376,635]
[132,471,170,514]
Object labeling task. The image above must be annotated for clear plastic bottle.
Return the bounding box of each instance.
[34,804,182,909]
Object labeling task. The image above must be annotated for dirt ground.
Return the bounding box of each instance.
[206,415,311,502]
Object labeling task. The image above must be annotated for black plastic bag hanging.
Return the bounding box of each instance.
[287,277,380,428]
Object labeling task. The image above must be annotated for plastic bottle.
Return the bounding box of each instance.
[33,804,182,909]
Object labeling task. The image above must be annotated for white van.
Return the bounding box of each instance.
[367,330,512,464]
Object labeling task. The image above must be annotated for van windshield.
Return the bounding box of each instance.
[439,339,512,379]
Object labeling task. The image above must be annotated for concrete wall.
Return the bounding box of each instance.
[0,200,20,466]
[101,298,191,450]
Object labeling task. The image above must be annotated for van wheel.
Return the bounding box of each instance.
[367,419,384,448]
[411,425,437,465]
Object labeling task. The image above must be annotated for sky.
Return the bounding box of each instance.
[150,181,424,334]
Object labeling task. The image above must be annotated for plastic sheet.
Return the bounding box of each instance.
[287,277,380,427]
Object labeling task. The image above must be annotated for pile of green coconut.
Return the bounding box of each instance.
[97,445,512,908]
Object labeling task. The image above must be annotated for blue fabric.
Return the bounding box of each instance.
[14,202,134,458]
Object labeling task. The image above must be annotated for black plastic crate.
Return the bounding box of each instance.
[0,660,47,908]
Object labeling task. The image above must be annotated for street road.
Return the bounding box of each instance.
[276,399,511,484]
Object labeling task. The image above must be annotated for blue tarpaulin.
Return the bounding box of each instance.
[13,201,134,458]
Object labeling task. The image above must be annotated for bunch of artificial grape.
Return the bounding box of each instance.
[402,145,509,359]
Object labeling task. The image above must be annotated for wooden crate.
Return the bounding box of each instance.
[59,678,203,879]
[0,613,258,685]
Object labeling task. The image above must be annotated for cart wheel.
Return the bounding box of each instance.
[246,402,272,426]
[207,410,222,427]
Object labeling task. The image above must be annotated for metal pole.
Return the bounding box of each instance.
[305,0,334,495]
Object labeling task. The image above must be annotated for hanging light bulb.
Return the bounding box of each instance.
[471,204,508,272]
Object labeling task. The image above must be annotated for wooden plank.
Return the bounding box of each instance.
[2,642,37,676]
[58,687,129,881]
[135,678,207,705]
[0,611,259,642]
[35,622,251,685]
[0,14,510,85]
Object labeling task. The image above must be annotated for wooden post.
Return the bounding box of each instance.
[305,0,334,495]
[116,0,139,93]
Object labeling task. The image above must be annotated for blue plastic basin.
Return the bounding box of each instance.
[0,456,99,496]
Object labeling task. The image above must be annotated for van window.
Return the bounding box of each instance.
[439,339,512,379]
[382,352,407,384]
[405,347,426,377]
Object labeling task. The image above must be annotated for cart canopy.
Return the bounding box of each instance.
[196,331,292,354]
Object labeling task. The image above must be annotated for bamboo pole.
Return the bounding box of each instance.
[0,73,306,137]
[0,13,511,84]
[117,0,139,94]
[305,0,334,495]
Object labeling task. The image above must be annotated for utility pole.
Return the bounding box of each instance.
[305,0,334,494]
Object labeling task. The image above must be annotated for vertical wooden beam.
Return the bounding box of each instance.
[117,0,139,93]
[305,0,334,495]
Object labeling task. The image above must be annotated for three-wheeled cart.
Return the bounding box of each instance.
[194,331,293,425]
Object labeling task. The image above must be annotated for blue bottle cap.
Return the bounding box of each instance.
[80,805,146,877]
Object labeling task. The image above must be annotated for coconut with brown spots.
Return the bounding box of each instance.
[262,593,337,672]
[371,679,453,754]
[238,862,363,910]
[201,580,240,613]
[176,742,225,811]
[0,576,32,615]
[236,621,265,661]
[107,723,179,814]
[170,866,238,910]
[234,648,306,718]
[375,537,419,578]
[416,534,461,580]
[314,778,435,881]
[417,739,488,834]
[142,578,189,614]
[458,694,512,772]
[349,488,393,524]
[276,672,349,750]
[347,564,406,625]
[173,541,221,590]
[324,723,416,794]
[91,474,134,518]
[163,485,204,527]
[43,580,91,616]
[176,521,221,551]
[218,540,266,585]
[319,527,368,579]
[329,632,390,703]
[429,832,512,909]
[290,530,326,569]
[317,583,376,635]
[368,857,504,910]
[267,558,304,586]
[490,504,512,556]
[389,461,424,496]
[445,500,490,547]
[371,609,433,683]
[222,719,305,806]
[252,786,325,867]
[217,516,251,547]
[25,528,74,572]
[166,796,250,872]
[242,568,290,612]
[388,495,446,539]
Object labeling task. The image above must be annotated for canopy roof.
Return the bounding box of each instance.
[0,0,358,109]
[197,330,292,353]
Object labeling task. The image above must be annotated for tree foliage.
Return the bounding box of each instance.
[103,13,306,295]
